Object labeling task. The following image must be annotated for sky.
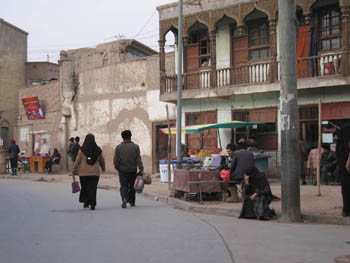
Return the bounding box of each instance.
[1,0,177,63]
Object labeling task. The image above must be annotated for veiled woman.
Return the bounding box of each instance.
[239,167,276,220]
[72,134,105,210]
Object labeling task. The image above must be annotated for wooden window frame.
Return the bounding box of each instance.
[188,30,211,69]
[247,19,271,62]
[317,5,342,53]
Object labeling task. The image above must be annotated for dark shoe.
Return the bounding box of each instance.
[90,205,95,210]
[130,203,135,207]
[83,203,89,208]
[301,181,307,185]
[121,201,127,209]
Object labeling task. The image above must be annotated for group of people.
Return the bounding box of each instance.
[220,141,277,220]
[68,130,143,211]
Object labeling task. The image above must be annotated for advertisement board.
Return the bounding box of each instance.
[22,97,44,120]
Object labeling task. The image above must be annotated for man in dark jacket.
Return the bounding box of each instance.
[114,130,144,208]
[231,142,255,181]
[8,139,20,176]
[70,136,80,163]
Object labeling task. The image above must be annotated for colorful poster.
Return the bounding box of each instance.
[22,97,44,120]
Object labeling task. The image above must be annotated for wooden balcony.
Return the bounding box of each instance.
[160,52,349,100]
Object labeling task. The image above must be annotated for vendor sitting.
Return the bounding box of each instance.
[320,143,337,185]
[239,167,276,220]
[45,148,61,173]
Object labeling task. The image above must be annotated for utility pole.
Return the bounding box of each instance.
[278,0,301,222]
[176,0,183,168]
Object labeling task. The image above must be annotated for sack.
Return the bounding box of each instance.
[72,175,80,193]
[220,169,230,182]
[134,174,144,193]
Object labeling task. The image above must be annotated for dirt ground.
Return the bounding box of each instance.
[1,171,349,225]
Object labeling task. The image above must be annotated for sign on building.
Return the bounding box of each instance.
[22,97,45,120]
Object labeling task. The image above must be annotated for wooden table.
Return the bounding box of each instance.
[29,156,51,173]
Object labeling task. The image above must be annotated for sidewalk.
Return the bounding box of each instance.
[1,171,349,225]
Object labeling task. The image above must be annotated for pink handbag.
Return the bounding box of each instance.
[72,175,80,193]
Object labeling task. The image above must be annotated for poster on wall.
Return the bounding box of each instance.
[33,132,50,156]
[22,97,44,120]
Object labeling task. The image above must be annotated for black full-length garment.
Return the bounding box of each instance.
[119,172,137,205]
[79,176,100,206]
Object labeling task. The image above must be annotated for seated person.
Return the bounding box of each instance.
[219,143,239,203]
[239,167,276,220]
[45,148,61,173]
[320,143,337,185]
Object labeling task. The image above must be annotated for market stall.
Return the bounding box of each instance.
[160,121,266,202]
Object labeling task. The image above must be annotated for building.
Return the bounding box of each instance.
[60,39,176,173]
[157,0,350,175]
[26,62,60,85]
[17,81,63,162]
[0,18,28,149]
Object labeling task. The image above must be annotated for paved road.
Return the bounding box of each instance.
[0,180,231,263]
[1,179,349,263]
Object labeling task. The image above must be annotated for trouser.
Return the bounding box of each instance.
[45,160,52,171]
[119,172,137,204]
[321,166,334,185]
[341,174,350,214]
[68,158,73,170]
[10,158,18,175]
[79,176,99,206]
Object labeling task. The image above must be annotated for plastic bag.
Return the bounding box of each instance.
[134,173,144,193]
[219,169,230,182]
[72,175,80,193]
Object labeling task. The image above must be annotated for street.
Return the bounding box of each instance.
[0,179,349,263]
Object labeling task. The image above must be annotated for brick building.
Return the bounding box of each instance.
[157,0,350,175]
[0,18,28,149]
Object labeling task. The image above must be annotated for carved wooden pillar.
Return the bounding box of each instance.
[159,38,166,93]
[269,19,278,82]
[209,31,217,88]
[341,5,350,76]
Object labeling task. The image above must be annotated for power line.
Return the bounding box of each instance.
[134,10,157,39]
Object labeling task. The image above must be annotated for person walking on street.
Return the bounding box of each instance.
[70,136,80,162]
[72,134,105,210]
[67,137,74,169]
[8,139,20,176]
[114,130,144,208]
[336,126,350,217]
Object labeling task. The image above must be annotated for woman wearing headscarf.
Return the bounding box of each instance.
[336,126,350,217]
[72,134,105,210]
[239,167,276,220]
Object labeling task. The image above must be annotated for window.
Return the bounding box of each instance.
[248,21,270,60]
[188,30,210,68]
[187,112,200,125]
[318,6,341,51]
[232,110,249,143]
[300,106,318,121]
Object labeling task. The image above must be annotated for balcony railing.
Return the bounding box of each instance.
[161,52,344,94]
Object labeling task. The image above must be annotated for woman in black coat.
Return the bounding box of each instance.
[336,126,350,217]
[239,167,276,220]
